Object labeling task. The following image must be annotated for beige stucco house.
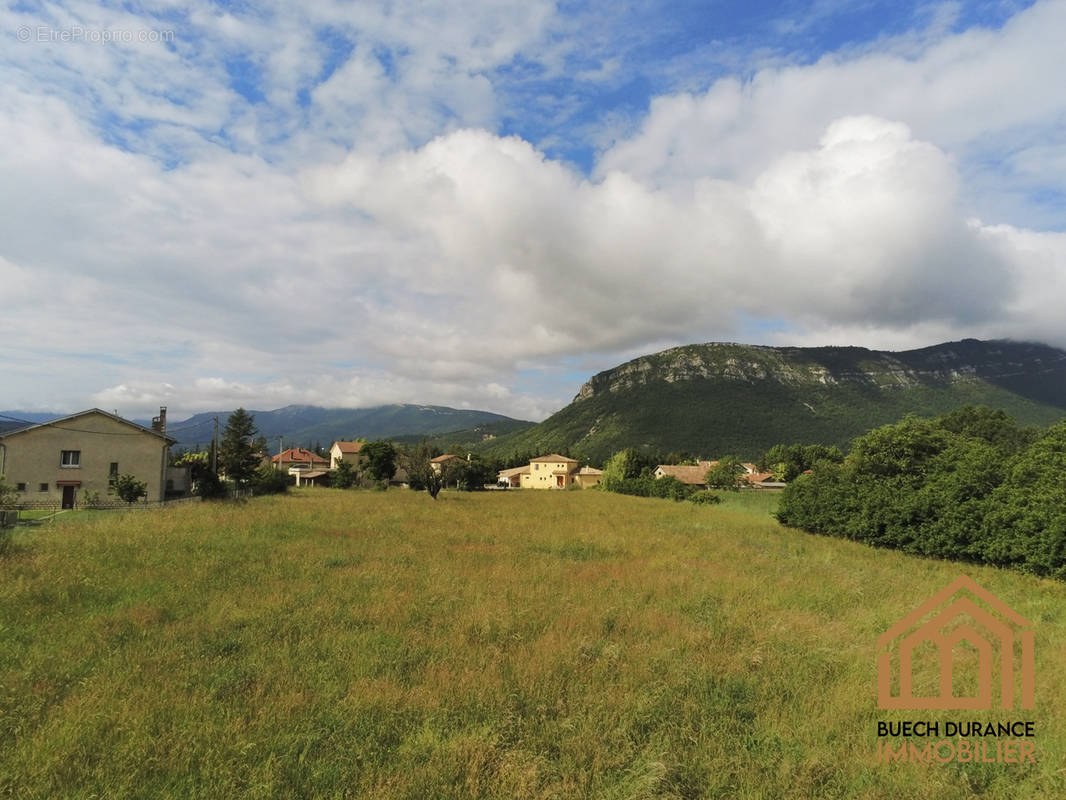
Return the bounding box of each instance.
[0,408,175,508]
[497,465,530,487]
[498,455,602,489]
[572,465,604,488]
[430,454,464,473]
[329,441,365,470]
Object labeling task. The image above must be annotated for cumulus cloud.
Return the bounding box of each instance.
[306,115,1032,357]
[2,0,1065,420]
[596,0,1066,222]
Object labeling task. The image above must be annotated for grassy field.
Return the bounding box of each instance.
[1,489,1063,799]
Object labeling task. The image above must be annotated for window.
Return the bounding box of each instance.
[110,462,119,477]
[60,450,81,467]
[39,483,49,492]
[16,483,26,491]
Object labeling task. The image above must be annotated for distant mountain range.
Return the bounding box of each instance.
[8,339,1066,463]
[481,339,1066,462]
[0,404,532,448]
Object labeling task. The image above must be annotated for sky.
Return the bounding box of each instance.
[1,0,1064,422]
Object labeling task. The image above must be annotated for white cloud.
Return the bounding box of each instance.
[596,0,1066,221]
[2,0,1065,422]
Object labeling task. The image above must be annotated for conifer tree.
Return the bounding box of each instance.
[219,408,260,487]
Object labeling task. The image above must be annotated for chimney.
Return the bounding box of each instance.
[151,406,167,434]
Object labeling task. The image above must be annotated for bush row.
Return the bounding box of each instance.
[776,406,1066,580]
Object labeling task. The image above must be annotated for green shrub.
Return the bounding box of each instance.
[195,471,228,500]
[602,471,694,502]
[688,490,722,505]
[249,466,291,496]
[777,407,1066,579]
[110,474,148,505]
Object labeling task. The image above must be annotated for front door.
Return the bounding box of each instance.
[62,485,76,509]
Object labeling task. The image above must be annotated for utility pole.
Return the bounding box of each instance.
[212,416,219,475]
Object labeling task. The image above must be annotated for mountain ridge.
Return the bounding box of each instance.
[0,404,532,447]
[483,338,1066,462]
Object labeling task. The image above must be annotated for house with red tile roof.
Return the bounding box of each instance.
[272,448,329,473]
[653,461,716,488]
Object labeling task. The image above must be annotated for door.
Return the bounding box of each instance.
[62,485,76,509]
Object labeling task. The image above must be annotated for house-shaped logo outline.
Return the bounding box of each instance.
[877,575,1034,710]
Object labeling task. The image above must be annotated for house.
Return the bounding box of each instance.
[521,454,581,489]
[293,470,331,488]
[572,466,604,489]
[744,471,782,489]
[430,454,464,473]
[165,465,192,496]
[329,441,365,470]
[496,465,529,488]
[495,455,602,490]
[389,466,411,489]
[272,448,329,473]
[653,461,716,488]
[0,408,176,509]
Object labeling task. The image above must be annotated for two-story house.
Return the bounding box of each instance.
[329,441,365,470]
[498,454,602,489]
[0,408,176,508]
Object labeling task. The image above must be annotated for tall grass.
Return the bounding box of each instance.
[1,489,1063,799]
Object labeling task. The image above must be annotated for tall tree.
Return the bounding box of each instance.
[219,408,260,487]
[362,440,397,486]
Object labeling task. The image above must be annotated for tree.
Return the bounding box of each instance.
[447,456,494,491]
[218,408,260,488]
[331,459,358,489]
[759,443,844,482]
[362,440,397,486]
[705,456,745,491]
[111,474,147,505]
[405,444,445,499]
[601,449,643,491]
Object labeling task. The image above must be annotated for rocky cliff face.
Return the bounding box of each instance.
[573,340,1066,401]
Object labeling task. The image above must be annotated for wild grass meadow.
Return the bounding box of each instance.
[1,489,1064,799]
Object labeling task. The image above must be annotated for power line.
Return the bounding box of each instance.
[0,412,164,437]
[0,411,217,437]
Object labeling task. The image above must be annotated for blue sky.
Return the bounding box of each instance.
[1,0,1063,421]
